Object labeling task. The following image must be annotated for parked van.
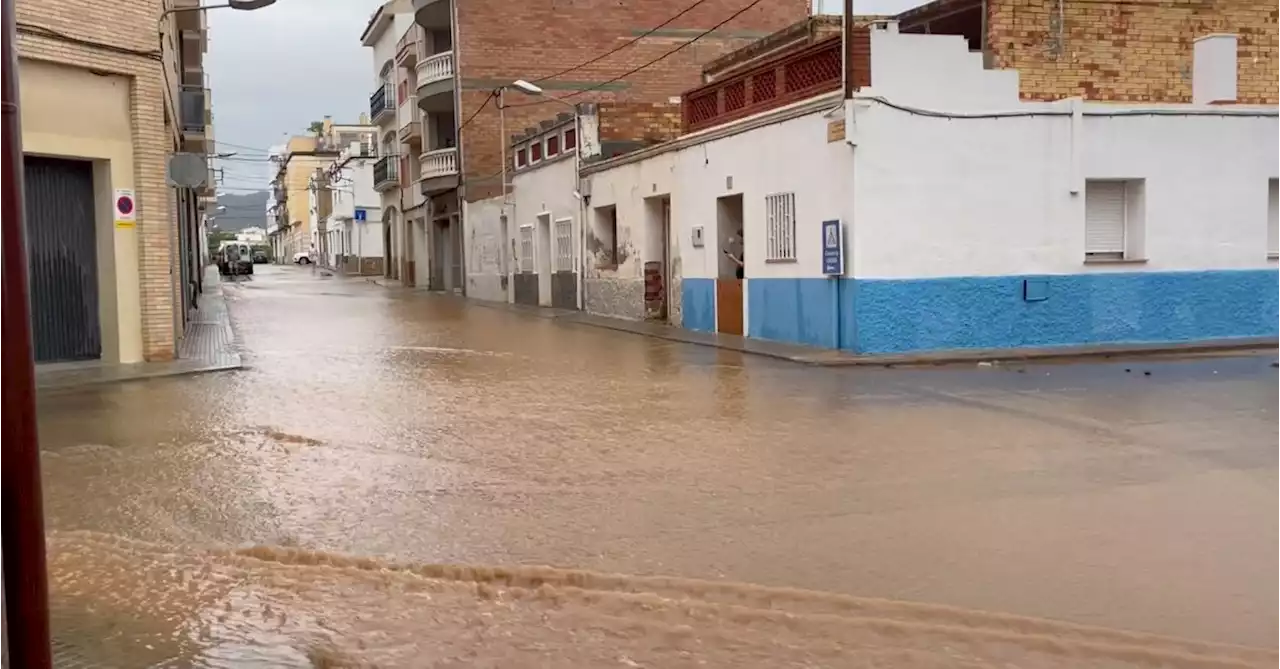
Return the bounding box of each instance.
[218,241,253,276]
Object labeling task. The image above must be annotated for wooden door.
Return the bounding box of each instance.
[716,279,743,336]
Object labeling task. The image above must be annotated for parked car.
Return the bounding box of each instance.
[218,242,253,276]
[293,251,311,265]
[252,249,269,264]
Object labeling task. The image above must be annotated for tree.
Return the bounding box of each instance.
[307,120,324,135]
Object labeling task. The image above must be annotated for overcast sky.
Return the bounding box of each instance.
[204,0,926,195]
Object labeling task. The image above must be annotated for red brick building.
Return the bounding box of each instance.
[439,0,811,202]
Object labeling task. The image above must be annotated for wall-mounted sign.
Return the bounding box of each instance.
[354,208,367,222]
[821,219,843,276]
[826,119,846,143]
[114,189,136,229]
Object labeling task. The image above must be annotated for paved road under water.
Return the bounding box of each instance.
[36,265,1278,667]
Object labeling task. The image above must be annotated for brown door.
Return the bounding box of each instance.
[715,278,743,335]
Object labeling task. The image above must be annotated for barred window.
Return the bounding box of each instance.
[764,192,796,262]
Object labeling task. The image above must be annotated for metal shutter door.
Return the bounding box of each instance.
[1085,181,1126,254]
[1268,180,1278,255]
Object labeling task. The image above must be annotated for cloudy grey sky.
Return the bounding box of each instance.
[204,0,926,194]
[205,0,383,193]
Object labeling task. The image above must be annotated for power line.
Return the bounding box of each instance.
[534,0,712,83]
[508,0,768,109]
[16,22,161,61]
[457,90,496,132]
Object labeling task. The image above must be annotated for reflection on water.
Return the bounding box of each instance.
[36,266,1279,665]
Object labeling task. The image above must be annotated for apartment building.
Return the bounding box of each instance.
[358,0,810,296]
[14,0,214,363]
[270,136,339,261]
[360,2,423,285]
[298,118,382,273]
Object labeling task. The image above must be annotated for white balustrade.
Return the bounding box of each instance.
[420,148,459,180]
[417,51,454,87]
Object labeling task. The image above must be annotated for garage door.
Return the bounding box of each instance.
[23,156,101,363]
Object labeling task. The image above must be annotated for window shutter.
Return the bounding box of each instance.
[1085,181,1126,255]
[1268,179,1278,255]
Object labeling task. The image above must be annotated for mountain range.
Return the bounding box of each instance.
[213,191,270,231]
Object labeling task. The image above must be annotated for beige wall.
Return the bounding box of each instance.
[18,59,145,364]
[17,0,178,362]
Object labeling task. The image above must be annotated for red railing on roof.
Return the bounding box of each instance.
[682,37,843,134]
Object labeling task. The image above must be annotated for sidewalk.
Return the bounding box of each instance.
[36,266,243,391]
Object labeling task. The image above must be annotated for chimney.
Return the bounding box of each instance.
[1193,34,1238,105]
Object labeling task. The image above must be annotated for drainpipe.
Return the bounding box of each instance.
[1,0,54,666]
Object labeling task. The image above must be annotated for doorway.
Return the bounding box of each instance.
[382,211,394,278]
[536,213,552,305]
[643,196,671,321]
[715,194,744,336]
[24,156,102,362]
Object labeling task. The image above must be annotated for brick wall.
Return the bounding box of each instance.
[16,0,180,361]
[455,0,810,201]
[988,0,1278,103]
[597,101,683,144]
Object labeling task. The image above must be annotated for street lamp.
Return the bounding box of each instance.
[157,0,277,36]
[506,78,584,309]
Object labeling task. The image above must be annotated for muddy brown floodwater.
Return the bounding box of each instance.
[36,266,1278,667]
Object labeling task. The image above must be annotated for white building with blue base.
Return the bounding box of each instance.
[581,23,1278,356]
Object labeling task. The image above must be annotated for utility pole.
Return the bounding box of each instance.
[1,0,54,666]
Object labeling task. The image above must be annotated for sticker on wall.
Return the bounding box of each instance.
[827,119,846,143]
[114,189,136,229]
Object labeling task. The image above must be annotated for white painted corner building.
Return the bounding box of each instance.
[463,24,1279,356]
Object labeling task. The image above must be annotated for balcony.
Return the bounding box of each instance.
[419,147,459,195]
[179,85,208,152]
[395,25,422,66]
[398,119,421,144]
[415,51,455,113]
[369,84,395,125]
[681,36,845,134]
[373,155,399,192]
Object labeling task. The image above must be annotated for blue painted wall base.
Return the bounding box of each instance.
[737,271,1279,355]
[682,279,716,332]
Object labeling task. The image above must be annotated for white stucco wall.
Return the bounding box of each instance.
[512,156,580,305]
[587,102,853,283]
[463,195,508,302]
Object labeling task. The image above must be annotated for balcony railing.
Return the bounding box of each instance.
[420,147,459,180]
[395,25,422,65]
[373,155,399,190]
[369,84,394,122]
[398,119,421,143]
[417,51,454,88]
[179,85,206,133]
[682,37,843,134]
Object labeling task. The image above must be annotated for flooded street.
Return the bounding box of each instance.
[37,265,1278,667]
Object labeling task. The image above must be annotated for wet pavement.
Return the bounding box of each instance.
[36,264,1278,667]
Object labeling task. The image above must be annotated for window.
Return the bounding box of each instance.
[530,141,543,162]
[515,147,527,169]
[563,127,577,151]
[1268,179,1278,258]
[546,135,560,157]
[554,218,573,271]
[764,192,796,262]
[1085,179,1144,261]
[593,205,618,267]
[519,224,534,273]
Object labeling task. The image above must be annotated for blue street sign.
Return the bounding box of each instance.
[821,219,843,276]
[354,208,367,222]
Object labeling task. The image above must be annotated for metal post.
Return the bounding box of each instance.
[1,0,54,666]
[498,87,507,205]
